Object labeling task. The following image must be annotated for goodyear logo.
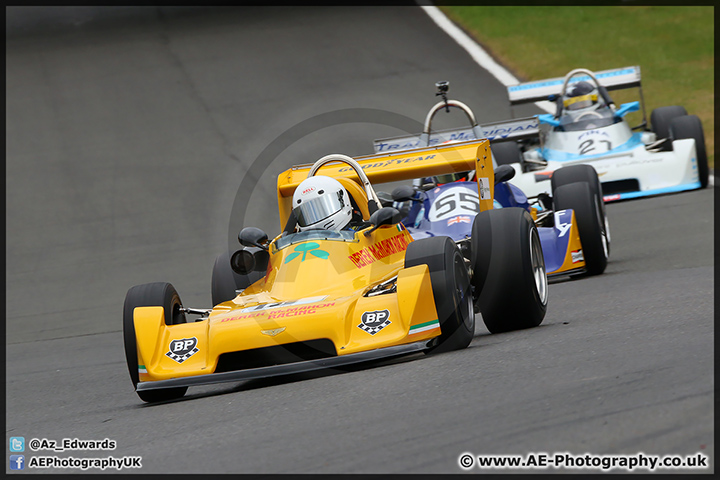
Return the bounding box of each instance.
[338,154,436,171]
[348,233,410,269]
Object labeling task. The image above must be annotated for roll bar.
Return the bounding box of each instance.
[308,154,382,209]
[418,99,485,148]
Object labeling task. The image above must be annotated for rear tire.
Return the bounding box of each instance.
[553,183,608,276]
[211,250,263,306]
[650,106,687,151]
[669,114,709,189]
[471,208,548,333]
[491,141,523,166]
[123,282,189,403]
[405,236,474,354]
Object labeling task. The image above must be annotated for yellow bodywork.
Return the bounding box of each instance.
[135,225,439,382]
[135,140,492,383]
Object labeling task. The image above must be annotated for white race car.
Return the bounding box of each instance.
[373,67,708,203]
[493,66,709,202]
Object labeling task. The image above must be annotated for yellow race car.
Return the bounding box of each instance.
[123,140,548,403]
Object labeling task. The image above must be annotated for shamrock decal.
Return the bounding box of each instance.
[284,242,330,264]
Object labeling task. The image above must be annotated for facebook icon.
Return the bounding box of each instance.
[10,455,25,470]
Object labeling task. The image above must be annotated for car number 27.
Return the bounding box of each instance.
[577,130,613,155]
[428,186,480,222]
[578,139,612,155]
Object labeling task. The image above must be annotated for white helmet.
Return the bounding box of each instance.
[292,176,353,231]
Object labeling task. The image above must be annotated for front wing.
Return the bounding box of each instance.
[137,340,429,391]
[510,139,700,202]
[132,264,442,391]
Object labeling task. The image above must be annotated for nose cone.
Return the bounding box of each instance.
[268,240,363,300]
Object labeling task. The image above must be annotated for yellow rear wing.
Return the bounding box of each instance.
[276,139,494,229]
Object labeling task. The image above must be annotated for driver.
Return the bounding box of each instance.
[433,171,474,186]
[559,80,615,129]
[292,176,357,231]
[562,80,602,112]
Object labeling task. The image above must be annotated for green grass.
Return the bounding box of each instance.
[440,6,714,168]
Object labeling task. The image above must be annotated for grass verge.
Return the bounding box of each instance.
[440,6,714,168]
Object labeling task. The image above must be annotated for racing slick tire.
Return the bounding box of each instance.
[552,182,608,276]
[551,164,609,255]
[405,236,475,354]
[669,114,709,189]
[491,141,523,166]
[470,208,548,333]
[211,250,263,306]
[650,105,687,151]
[551,164,603,205]
[123,282,189,403]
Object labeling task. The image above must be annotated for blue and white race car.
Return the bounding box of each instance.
[375,67,708,203]
[495,66,709,202]
[374,82,610,279]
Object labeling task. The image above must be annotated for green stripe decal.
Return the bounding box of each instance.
[409,319,440,331]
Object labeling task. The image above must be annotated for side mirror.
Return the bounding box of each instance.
[391,185,416,202]
[366,207,403,236]
[377,191,394,208]
[238,227,269,250]
[494,164,516,185]
[230,247,269,275]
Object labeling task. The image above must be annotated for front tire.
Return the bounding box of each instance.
[650,105,687,151]
[551,164,603,207]
[553,182,608,276]
[471,208,548,333]
[123,282,189,403]
[551,164,609,255]
[669,114,709,189]
[405,236,474,354]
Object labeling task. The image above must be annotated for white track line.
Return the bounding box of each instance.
[421,4,715,186]
[420,5,555,114]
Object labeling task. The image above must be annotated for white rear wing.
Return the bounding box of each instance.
[508,66,642,106]
[373,116,538,153]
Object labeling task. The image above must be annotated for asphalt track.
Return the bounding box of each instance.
[5,6,714,474]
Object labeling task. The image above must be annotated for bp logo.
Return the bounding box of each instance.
[166,337,199,364]
[358,309,391,335]
[284,242,329,264]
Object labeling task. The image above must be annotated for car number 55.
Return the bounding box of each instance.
[428,186,480,221]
